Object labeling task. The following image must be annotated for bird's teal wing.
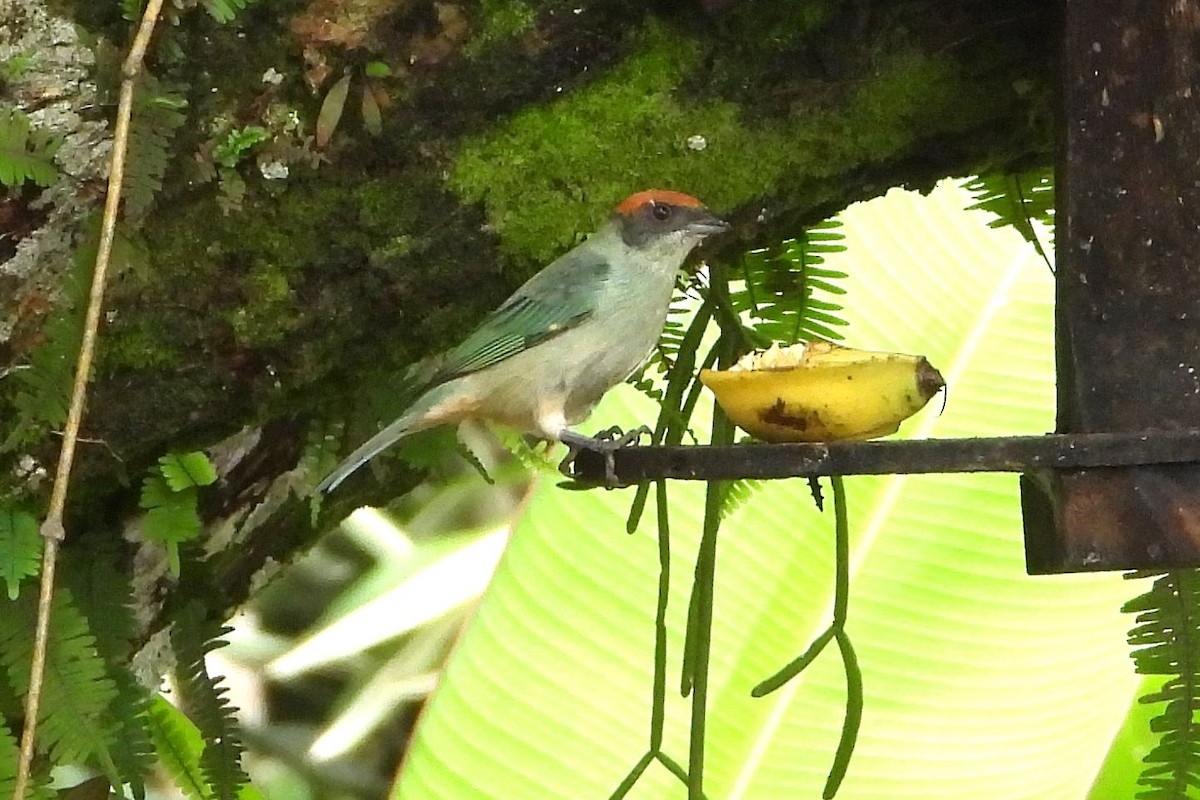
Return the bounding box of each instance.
[430,250,610,384]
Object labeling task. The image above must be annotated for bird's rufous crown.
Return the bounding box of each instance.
[615,190,704,216]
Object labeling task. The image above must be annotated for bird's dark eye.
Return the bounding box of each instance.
[651,202,671,221]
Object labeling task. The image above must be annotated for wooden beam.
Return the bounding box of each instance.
[1029,0,1200,572]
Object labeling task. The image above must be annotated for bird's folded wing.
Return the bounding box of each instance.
[430,251,611,384]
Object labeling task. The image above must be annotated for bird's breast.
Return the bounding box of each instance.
[469,264,678,434]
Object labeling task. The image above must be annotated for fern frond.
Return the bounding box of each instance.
[172,603,250,800]
[0,53,35,83]
[0,723,15,800]
[962,168,1054,263]
[496,430,557,475]
[147,695,264,800]
[61,550,155,797]
[0,506,41,599]
[0,589,120,783]
[655,294,694,364]
[203,0,254,23]
[2,243,91,450]
[121,0,145,21]
[212,126,271,168]
[140,453,214,576]
[140,475,202,577]
[216,167,247,215]
[158,452,219,492]
[0,105,60,187]
[63,547,137,663]
[631,371,665,404]
[146,695,212,800]
[105,670,155,799]
[124,77,187,225]
[729,218,850,346]
[719,479,760,520]
[0,718,53,800]
[1123,569,1200,798]
[9,287,83,429]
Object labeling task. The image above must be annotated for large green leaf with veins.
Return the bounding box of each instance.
[392,183,1145,799]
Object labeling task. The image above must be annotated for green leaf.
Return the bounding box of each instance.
[267,527,507,680]
[202,0,253,23]
[391,182,1143,799]
[147,695,216,800]
[60,546,154,798]
[139,474,174,510]
[962,169,1054,267]
[212,126,271,169]
[0,717,52,799]
[147,695,265,800]
[364,60,392,78]
[0,53,34,83]
[728,217,850,346]
[143,495,199,576]
[124,78,187,225]
[0,589,120,785]
[216,166,247,215]
[140,461,205,577]
[0,105,60,187]
[0,507,41,599]
[3,237,91,445]
[173,603,251,800]
[121,0,144,21]
[0,722,16,800]
[362,85,383,137]
[140,452,215,571]
[159,452,218,491]
[1120,571,1200,798]
[316,73,352,149]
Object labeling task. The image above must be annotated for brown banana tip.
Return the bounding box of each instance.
[916,358,946,400]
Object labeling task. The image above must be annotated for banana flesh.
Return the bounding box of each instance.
[699,341,945,443]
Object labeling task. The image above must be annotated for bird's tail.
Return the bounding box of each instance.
[315,388,445,494]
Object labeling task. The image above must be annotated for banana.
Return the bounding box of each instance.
[699,341,945,443]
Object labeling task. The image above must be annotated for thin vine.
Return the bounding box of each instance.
[11,1,168,796]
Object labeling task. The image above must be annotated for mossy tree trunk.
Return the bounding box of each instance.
[0,0,1054,645]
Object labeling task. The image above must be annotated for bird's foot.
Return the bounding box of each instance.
[591,424,653,448]
[558,425,652,487]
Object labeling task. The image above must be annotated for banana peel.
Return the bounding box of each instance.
[699,341,945,443]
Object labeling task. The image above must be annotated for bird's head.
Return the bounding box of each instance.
[612,190,730,251]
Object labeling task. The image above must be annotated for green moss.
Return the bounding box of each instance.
[353,177,422,235]
[465,0,538,56]
[714,0,835,54]
[103,322,183,370]
[135,164,459,384]
[228,265,298,347]
[451,20,1005,263]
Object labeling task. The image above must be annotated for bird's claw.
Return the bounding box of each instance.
[558,425,652,487]
[593,424,652,448]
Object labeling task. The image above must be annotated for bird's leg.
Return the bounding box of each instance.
[558,425,652,486]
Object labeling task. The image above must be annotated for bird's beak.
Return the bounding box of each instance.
[686,210,731,237]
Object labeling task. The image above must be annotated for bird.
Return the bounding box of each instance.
[316,189,729,493]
